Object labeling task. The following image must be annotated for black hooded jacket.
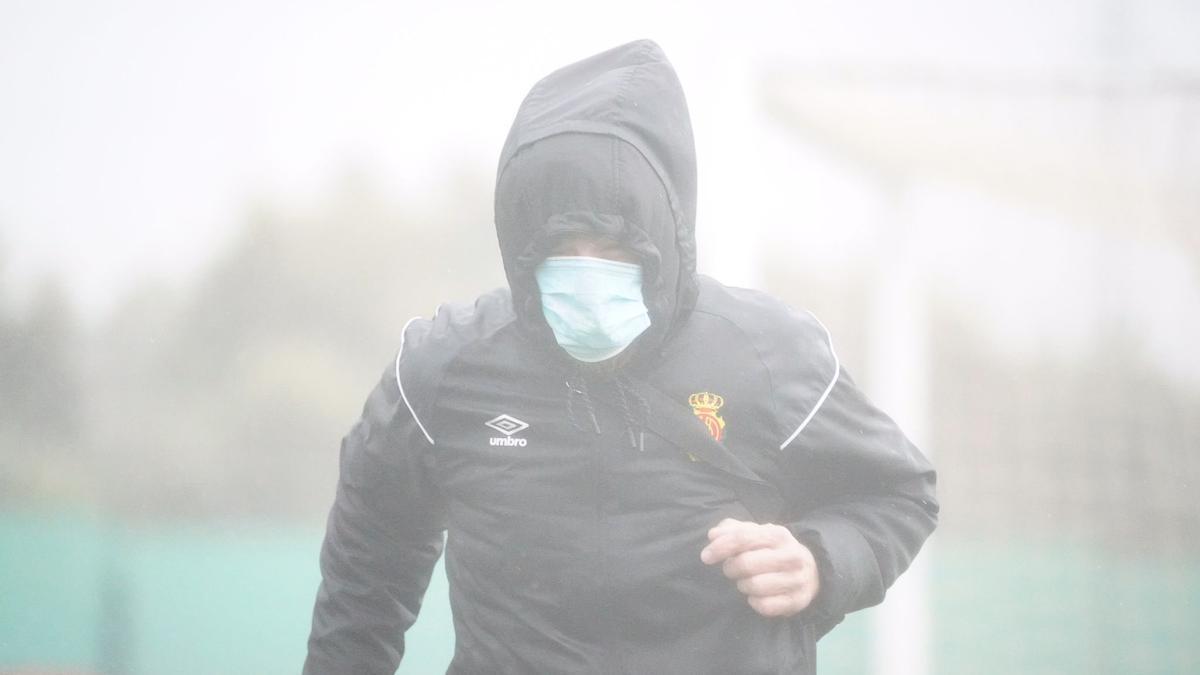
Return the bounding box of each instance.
[304,40,938,675]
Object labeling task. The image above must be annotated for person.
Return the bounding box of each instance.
[303,39,937,675]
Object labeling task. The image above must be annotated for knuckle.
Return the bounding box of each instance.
[781,549,804,568]
[722,558,744,579]
[767,523,790,540]
[797,542,815,563]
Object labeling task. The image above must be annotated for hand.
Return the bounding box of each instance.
[700,518,821,618]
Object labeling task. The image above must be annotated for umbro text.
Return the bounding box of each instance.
[490,436,528,447]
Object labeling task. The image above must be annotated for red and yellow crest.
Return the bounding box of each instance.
[688,391,726,442]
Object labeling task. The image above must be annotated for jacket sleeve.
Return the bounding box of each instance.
[778,362,938,638]
[303,360,446,674]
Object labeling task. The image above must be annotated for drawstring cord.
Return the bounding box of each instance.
[614,375,647,452]
[565,377,601,435]
[564,371,649,451]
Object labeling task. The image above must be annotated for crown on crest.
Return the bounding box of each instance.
[688,392,724,412]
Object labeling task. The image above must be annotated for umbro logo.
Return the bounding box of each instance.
[485,414,529,436]
[486,414,529,447]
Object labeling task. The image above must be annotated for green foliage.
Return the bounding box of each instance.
[3,168,504,520]
[0,271,85,505]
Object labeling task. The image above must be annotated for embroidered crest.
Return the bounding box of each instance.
[688,391,726,442]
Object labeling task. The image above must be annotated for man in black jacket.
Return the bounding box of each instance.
[304,39,937,674]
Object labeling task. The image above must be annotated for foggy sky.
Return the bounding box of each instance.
[2,0,1198,379]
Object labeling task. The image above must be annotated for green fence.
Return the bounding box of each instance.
[1,511,1195,674]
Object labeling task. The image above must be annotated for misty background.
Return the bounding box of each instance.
[2,1,1198,673]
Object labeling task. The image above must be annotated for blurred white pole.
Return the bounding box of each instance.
[690,34,772,291]
[866,180,932,675]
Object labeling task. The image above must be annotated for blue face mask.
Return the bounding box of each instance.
[535,256,652,362]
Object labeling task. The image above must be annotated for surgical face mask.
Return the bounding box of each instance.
[534,256,652,363]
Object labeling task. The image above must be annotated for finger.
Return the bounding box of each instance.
[721,547,796,579]
[706,517,750,539]
[747,594,802,618]
[736,571,803,597]
[701,525,776,564]
[707,519,791,542]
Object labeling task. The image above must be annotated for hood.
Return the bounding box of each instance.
[494,39,698,363]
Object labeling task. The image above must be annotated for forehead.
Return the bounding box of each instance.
[546,233,631,255]
[550,231,618,244]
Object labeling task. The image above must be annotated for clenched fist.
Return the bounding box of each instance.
[700,518,821,618]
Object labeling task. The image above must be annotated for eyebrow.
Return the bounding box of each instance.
[549,237,623,250]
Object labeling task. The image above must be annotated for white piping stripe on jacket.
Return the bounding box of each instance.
[396,308,837,449]
[396,315,436,445]
[778,310,841,450]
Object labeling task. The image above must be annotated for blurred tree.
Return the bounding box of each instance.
[0,271,85,505]
[87,166,503,521]
[17,280,82,441]
[765,252,1200,560]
